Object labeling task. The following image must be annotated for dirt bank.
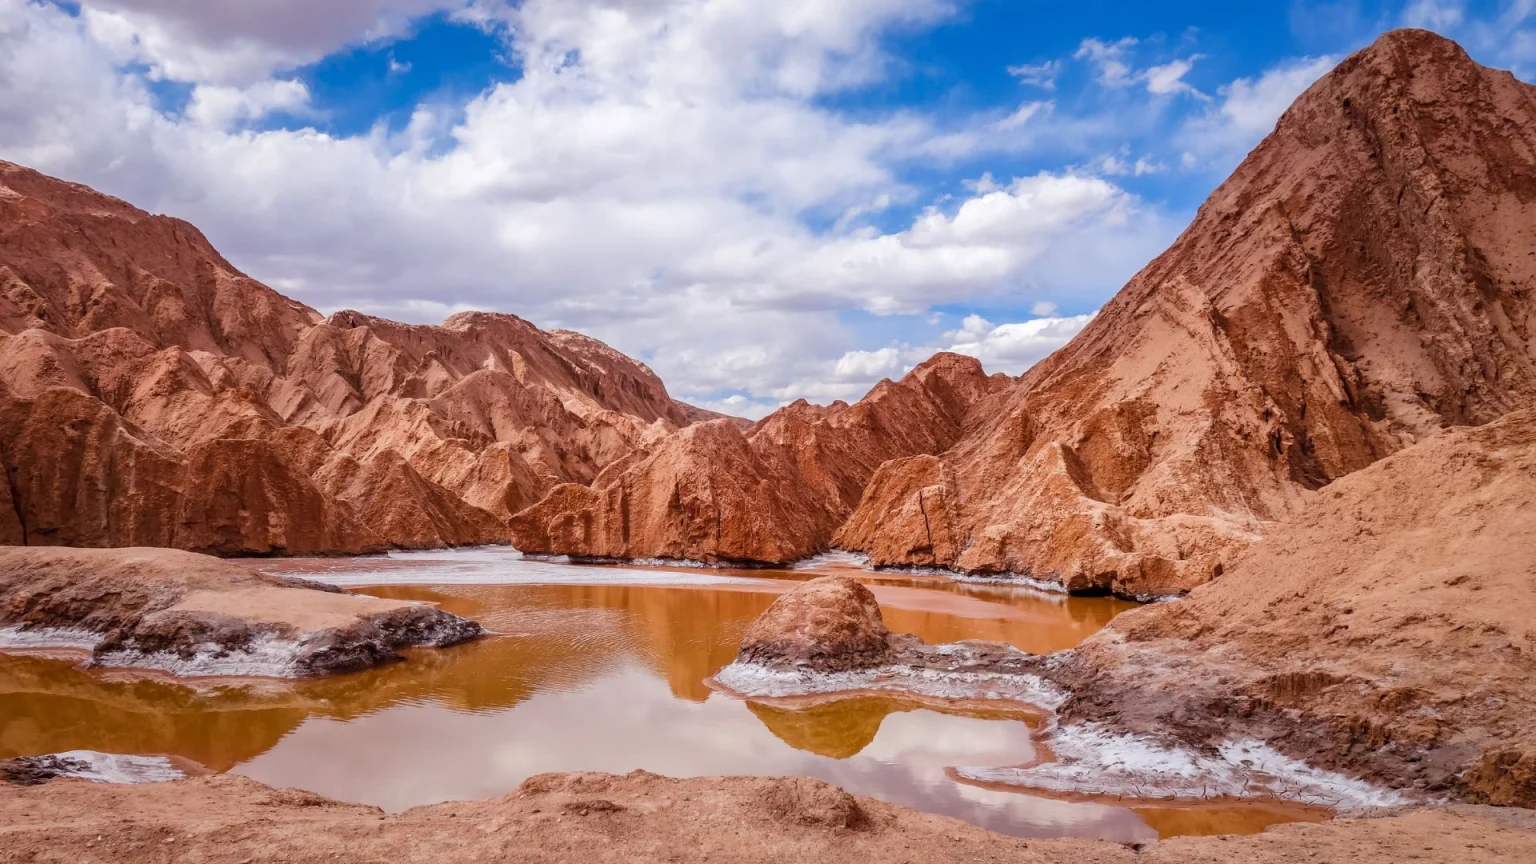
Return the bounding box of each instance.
[1,772,1533,863]
[0,547,482,676]
[1039,407,1536,806]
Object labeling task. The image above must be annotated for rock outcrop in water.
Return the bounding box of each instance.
[1048,406,1536,806]
[736,577,896,673]
[0,162,723,554]
[0,546,482,676]
[714,575,1054,705]
[839,29,1536,595]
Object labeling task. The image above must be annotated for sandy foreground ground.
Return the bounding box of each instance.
[2,772,1535,864]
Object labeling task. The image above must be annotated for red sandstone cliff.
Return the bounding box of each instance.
[508,353,1006,563]
[839,29,1536,594]
[0,163,718,554]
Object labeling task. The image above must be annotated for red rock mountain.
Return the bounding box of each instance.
[3,30,1533,587]
[838,29,1536,595]
[515,29,1536,588]
[508,353,1007,563]
[0,162,721,554]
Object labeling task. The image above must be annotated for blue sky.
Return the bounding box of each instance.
[2,0,1533,416]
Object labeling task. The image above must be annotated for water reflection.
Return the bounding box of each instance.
[0,562,1311,841]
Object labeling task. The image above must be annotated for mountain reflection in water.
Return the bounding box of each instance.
[0,560,1319,842]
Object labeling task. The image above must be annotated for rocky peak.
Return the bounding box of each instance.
[841,29,1536,595]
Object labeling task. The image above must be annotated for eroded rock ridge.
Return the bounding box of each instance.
[0,163,724,554]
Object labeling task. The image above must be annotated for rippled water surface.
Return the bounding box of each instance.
[0,550,1321,842]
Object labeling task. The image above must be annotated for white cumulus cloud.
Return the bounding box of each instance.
[1143,56,1203,97]
[1177,54,1337,171]
[0,0,1178,414]
[1402,0,1466,31]
[1007,59,1062,90]
[185,79,311,129]
[1075,37,1139,88]
[934,312,1095,375]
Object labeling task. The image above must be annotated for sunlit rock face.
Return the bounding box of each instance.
[508,352,1006,565]
[839,29,1536,595]
[516,31,1536,595]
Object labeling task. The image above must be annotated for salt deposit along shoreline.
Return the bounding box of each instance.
[0,547,483,678]
[711,648,1415,814]
[708,575,1418,816]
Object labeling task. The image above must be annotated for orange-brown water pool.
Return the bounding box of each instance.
[0,551,1323,842]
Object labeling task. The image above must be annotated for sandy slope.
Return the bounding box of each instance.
[1048,407,1536,805]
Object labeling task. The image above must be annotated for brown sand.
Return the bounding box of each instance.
[1,772,1533,863]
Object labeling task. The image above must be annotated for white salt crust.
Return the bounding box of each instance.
[0,625,101,650]
[1,625,317,677]
[955,721,1410,810]
[290,548,763,588]
[791,551,872,570]
[713,654,1410,811]
[711,660,1069,709]
[28,751,184,784]
[798,553,1183,603]
[864,564,1073,598]
[93,632,313,678]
